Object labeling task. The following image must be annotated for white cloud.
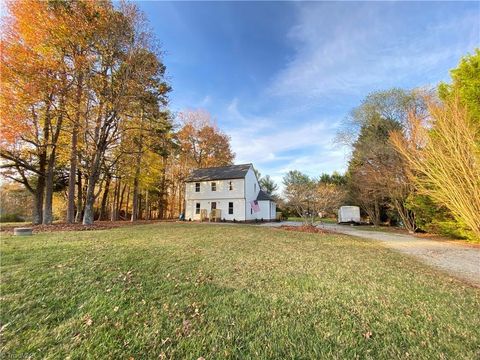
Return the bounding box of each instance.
[200,95,211,107]
[219,2,478,192]
[268,3,479,100]
[224,98,348,185]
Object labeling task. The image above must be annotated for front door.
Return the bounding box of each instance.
[211,202,217,210]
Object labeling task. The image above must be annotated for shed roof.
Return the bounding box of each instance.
[185,164,252,182]
[256,189,274,201]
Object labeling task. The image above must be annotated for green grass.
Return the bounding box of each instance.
[1,223,479,359]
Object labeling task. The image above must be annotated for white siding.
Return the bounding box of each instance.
[251,200,276,220]
[185,198,245,221]
[184,174,248,221]
[185,178,244,201]
[184,164,277,222]
[244,167,261,220]
[256,200,271,220]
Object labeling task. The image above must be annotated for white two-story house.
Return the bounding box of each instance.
[184,163,276,221]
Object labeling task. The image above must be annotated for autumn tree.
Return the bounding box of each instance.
[283,171,344,225]
[392,95,480,241]
[169,110,234,216]
[341,89,427,229]
[1,0,172,225]
[0,0,73,224]
[283,171,318,225]
[316,183,345,220]
[177,110,234,168]
[80,2,170,225]
[394,49,480,236]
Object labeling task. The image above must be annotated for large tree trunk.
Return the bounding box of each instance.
[33,170,45,225]
[34,95,55,224]
[67,126,78,223]
[83,103,109,225]
[145,189,150,220]
[67,73,83,223]
[138,193,142,220]
[117,182,126,220]
[83,150,103,225]
[130,143,143,221]
[43,89,65,225]
[131,170,140,222]
[83,174,97,225]
[98,172,111,220]
[131,110,144,222]
[158,159,167,219]
[372,200,381,226]
[75,169,83,222]
[125,185,130,220]
[110,178,120,221]
[43,152,56,224]
[83,181,95,225]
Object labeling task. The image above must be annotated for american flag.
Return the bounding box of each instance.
[250,200,260,213]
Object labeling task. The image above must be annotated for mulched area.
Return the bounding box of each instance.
[0,220,174,234]
[278,225,334,234]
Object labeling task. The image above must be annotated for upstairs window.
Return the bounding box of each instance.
[211,182,216,191]
[229,181,233,191]
[195,203,200,214]
[195,182,200,192]
[229,202,234,214]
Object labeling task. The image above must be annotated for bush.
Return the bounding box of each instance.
[406,194,466,239]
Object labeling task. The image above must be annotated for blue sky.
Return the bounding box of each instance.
[137,1,479,187]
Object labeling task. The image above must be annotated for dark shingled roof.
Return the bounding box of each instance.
[185,164,252,182]
[256,189,274,201]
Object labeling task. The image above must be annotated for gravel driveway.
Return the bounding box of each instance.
[262,221,480,287]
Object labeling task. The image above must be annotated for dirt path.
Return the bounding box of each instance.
[262,221,480,287]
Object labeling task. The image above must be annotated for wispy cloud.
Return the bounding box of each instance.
[159,1,479,193]
[224,98,349,186]
[268,3,479,101]
[226,1,479,191]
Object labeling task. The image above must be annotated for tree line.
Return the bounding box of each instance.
[1,1,478,242]
[282,50,479,242]
[0,0,234,225]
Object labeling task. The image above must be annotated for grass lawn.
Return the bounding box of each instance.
[1,223,479,359]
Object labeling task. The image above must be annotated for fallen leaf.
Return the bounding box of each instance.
[84,315,93,327]
[363,331,372,339]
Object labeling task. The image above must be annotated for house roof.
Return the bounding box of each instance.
[256,189,274,201]
[185,164,252,182]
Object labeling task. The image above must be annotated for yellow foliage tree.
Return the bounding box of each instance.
[391,95,480,241]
